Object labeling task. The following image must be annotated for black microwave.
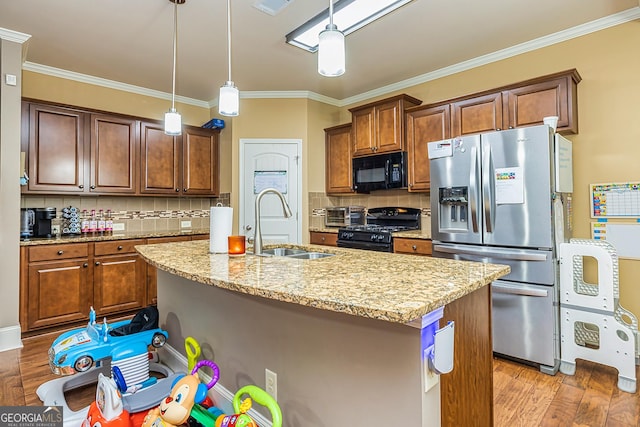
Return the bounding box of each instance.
[352,151,407,193]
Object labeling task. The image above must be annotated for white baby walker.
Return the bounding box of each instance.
[559,238,638,393]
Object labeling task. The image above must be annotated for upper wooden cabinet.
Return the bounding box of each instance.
[447,69,581,137]
[325,123,353,195]
[22,100,220,196]
[349,94,422,157]
[26,103,86,193]
[90,114,138,194]
[405,104,451,192]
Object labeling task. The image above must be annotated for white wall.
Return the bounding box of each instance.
[0,31,29,351]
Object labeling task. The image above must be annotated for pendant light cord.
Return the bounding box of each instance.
[329,0,334,27]
[226,0,232,82]
[171,0,178,109]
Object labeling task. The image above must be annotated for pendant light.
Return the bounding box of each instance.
[165,0,183,135]
[219,0,239,116]
[317,0,345,77]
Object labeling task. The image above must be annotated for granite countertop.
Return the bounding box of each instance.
[309,227,431,240]
[136,240,509,324]
[19,228,210,246]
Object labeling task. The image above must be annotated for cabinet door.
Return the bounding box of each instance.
[27,103,86,193]
[90,114,138,193]
[27,259,91,330]
[93,254,146,315]
[325,124,353,194]
[406,105,450,192]
[351,107,375,157]
[309,231,338,246]
[451,92,504,136]
[145,236,192,305]
[140,121,180,194]
[182,126,219,196]
[375,99,404,154]
[505,74,578,133]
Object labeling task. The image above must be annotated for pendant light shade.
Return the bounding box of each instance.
[318,0,345,77]
[219,0,239,116]
[165,0,183,135]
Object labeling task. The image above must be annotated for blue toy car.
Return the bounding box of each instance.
[48,306,168,376]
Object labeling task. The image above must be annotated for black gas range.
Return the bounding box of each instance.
[337,207,421,252]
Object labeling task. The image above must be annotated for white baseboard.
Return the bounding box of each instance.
[0,324,23,352]
[158,344,274,427]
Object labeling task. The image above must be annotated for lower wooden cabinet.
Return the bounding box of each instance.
[393,237,432,256]
[309,231,338,246]
[145,236,192,306]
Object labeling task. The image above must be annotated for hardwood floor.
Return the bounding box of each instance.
[2,333,639,426]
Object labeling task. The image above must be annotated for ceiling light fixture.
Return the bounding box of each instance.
[164,0,184,135]
[287,0,413,53]
[219,0,239,116]
[317,0,345,77]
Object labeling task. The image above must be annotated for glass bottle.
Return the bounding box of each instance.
[105,209,113,234]
[81,209,90,234]
[89,209,97,234]
[97,209,105,234]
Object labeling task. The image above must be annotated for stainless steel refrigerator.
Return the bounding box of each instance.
[428,124,573,374]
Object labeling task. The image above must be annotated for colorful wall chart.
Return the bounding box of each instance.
[590,182,640,218]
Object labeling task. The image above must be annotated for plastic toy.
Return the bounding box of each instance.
[142,360,220,427]
[82,373,132,427]
[49,306,168,376]
[215,385,282,427]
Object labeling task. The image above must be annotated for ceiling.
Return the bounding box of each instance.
[1,0,638,106]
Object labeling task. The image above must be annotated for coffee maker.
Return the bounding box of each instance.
[34,207,57,238]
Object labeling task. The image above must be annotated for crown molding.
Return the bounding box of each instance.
[339,6,640,107]
[0,27,31,44]
[21,7,640,109]
[22,62,210,109]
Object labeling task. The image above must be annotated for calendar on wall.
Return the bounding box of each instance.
[590,182,640,218]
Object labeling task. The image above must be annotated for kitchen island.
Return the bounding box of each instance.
[136,240,510,426]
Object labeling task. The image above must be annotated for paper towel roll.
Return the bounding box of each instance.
[209,206,233,253]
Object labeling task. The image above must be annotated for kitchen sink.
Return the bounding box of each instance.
[261,247,308,256]
[286,252,334,260]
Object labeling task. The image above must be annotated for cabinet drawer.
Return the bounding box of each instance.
[29,243,89,262]
[394,238,432,256]
[310,232,338,246]
[94,239,146,256]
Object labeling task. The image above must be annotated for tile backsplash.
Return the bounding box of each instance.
[22,194,230,233]
[309,190,431,230]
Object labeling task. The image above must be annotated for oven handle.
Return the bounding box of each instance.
[492,283,548,297]
[433,244,548,261]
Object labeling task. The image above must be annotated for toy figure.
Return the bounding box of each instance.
[82,373,131,427]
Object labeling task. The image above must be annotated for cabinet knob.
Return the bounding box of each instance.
[412,245,417,251]
[95,261,101,266]
[409,183,413,188]
[83,263,88,268]
[496,128,502,131]
[509,126,514,129]
[175,188,180,192]
[183,188,187,192]
[57,250,64,255]
[321,236,326,241]
[245,225,252,231]
[371,147,375,152]
[78,185,84,189]
[117,245,123,250]
[90,185,96,190]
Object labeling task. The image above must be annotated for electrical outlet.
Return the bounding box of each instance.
[51,225,60,235]
[113,223,125,231]
[265,368,277,400]
[423,350,440,392]
[181,220,192,229]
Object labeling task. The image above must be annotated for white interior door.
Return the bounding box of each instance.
[240,139,301,245]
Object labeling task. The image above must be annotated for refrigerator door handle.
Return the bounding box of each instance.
[433,244,549,261]
[492,283,549,297]
[482,142,492,232]
[469,145,479,233]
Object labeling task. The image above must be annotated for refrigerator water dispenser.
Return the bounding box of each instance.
[438,187,469,231]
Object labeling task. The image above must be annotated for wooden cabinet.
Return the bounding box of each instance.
[393,237,432,256]
[350,94,422,157]
[325,123,353,194]
[22,100,220,197]
[452,92,504,136]
[24,243,92,330]
[93,240,146,316]
[26,103,86,193]
[145,236,192,305]
[405,105,451,192]
[90,114,138,194]
[309,231,338,247]
[181,126,220,196]
[140,121,181,194]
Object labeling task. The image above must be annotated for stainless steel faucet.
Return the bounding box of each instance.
[253,188,293,255]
